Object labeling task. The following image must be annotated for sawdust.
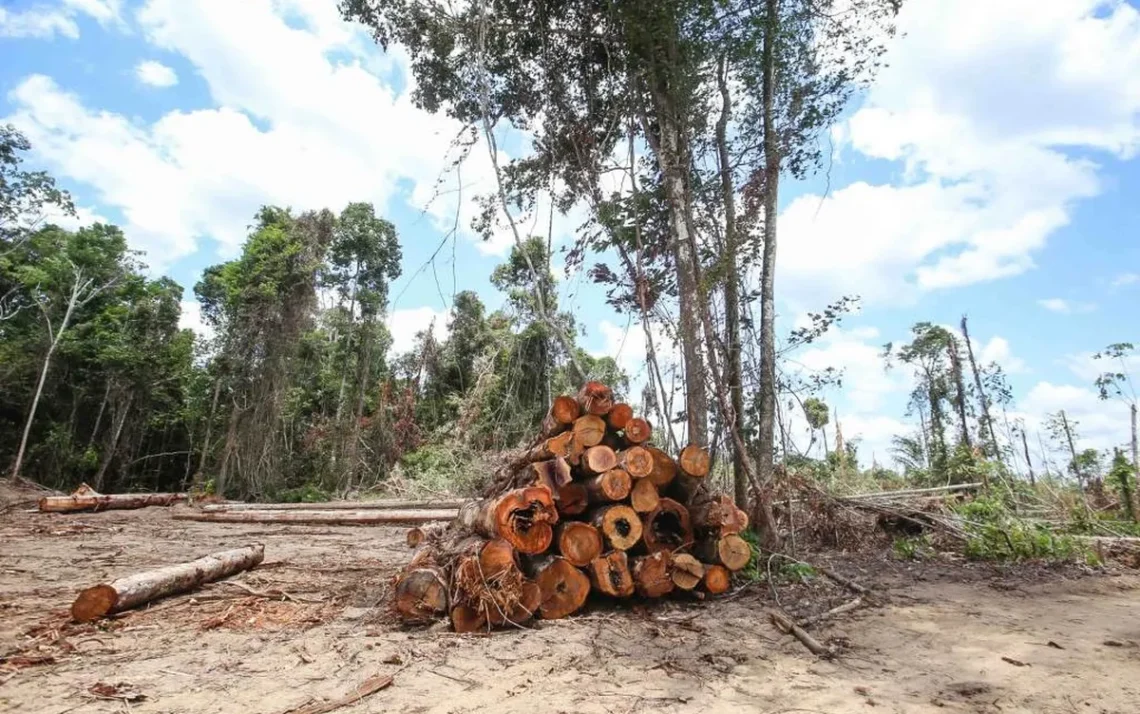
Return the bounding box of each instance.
[1,483,1138,713]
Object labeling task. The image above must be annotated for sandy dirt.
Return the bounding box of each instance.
[2,495,1138,714]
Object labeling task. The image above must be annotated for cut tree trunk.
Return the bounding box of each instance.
[695,533,751,571]
[519,458,572,493]
[554,521,603,567]
[450,604,486,633]
[581,446,618,475]
[479,538,519,578]
[71,544,265,622]
[529,556,590,619]
[457,488,557,555]
[703,564,731,595]
[487,580,542,626]
[174,509,457,526]
[691,494,749,538]
[203,498,468,513]
[542,395,582,437]
[393,545,449,622]
[588,550,634,597]
[679,444,710,478]
[590,504,643,551]
[572,415,606,449]
[670,553,704,591]
[630,478,660,514]
[632,552,673,598]
[585,469,632,503]
[606,403,633,431]
[618,446,653,479]
[645,445,677,488]
[577,381,614,416]
[624,418,652,445]
[406,523,448,548]
[641,498,693,554]
[555,483,588,516]
[41,484,186,514]
[527,431,575,462]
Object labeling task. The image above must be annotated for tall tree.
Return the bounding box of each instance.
[1092,342,1137,491]
[960,316,999,457]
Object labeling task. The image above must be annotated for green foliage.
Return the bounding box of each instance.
[276,483,333,503]
[396,443,486,497]
[1108,449,1137,521]
[955,495,1093,563]
[892,535,933,561]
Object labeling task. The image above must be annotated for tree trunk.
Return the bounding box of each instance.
[961,316,1000,456]
[529,556,590,619]
[630,477,660,514]
[543,395,582,436]
[554,521,602,567]
[40,485,186,513]
[87,381,111,451]
[1132,403,1138,496]
[71,544,264,622]
[456,488,557,554]
[393,545,449,623]
[623,418,652,445]
[641,497,693,554]
[93,391,132,491]
[618,446,653,479]
[585,468,631,503]
[587,550,634,597]
[571,415,606,449]
[1020,427,1036,486]
[216,400,240,497]
[12,298,75,481]
[948,338,972,449]
[174,509,457,525]
[590,504,642,551]
[1060,410,1082,484]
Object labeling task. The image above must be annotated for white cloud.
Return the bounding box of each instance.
[135,60,178,88]
[62,0,123,26]
[0,7,79,39]
[1037,297,1096,314]
[387,306,449,357]
[177,300,213,340]
[978,336,1026,374]
[779,0,1140,306]
[1063,349,1140,383]
[1111,272,1139,288]
[1017,381,1133,458]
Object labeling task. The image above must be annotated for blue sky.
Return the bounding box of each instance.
[3,0,1138,469]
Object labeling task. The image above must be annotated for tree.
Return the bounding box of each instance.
[1092,342,1137,495]
[802,396,830,457]
[960,316,999,457]
[885,323,957,474]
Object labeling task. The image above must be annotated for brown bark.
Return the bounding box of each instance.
[40,484,186,514]
[457,488,557,555]
[624,418,652,445]
[572,415,606,449]
[770,610,830,657]
[641,498,693,554]
[487,580,542,626]
[606,403,634,431]
[585,468,632,503]
[71,544,265,622]
[670,553,704,591]
[619,446,653,479]
[394,545,449,623]
[690,494,749,538]
[405,522,447,548]
[961,316,1000,456]
[703,564,731,595]
[590,504,643,551]
[581,445,618,475]
[588,550,634,597]
[632,551,674,598]
[528,430,576,462]
[645,445,678,488]
[577,381,614,416]
[695,533,751,571]
[555,483,588,516]
[530,556,590,619]
[554,521,603,567]
[542,395,582,437]
[175,509,457,526]
[520,458,572,493]
[630,478,660,514]
[203,498,468,513]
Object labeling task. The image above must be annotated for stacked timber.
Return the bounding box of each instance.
[391,381,751,632]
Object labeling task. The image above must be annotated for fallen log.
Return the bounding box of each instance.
[580,445,618,475]
[457,488,558,555]
[605,403,634,431]
[393,546,449,622]
[174,509,458,526]
[629,478,660,514]
[201,498,468,513]
[541,395,582,437]
[641,498,693,554]
[555,483,589,516]
[529,556,590,619]
[624,418,652,445]
[670,553,704,591]
[450,604,486,633]
[40,483,186,514]
[694,533,751,571]
[618,446,653,479]
[645,445,677,488]
[71,544,265,622]
[770,610,831,657]
[691,494,749,537]
[588,550,634,597]
[571,415,606,449]
[577,381,614,416]
[406,522,448,548]
[703,564,731,595]
[554,521,603,567]
[668,444,710,503]
[632,552,674,597]
[585,468,632,503]
[590,504,643,551]
[519,458,572,493]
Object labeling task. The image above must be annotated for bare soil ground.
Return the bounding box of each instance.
[2,491,1139,714]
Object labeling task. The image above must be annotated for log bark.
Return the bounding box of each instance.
[71,544,265,622]
[406,523,448,548]
[479,538,519,579]
[770,610,831,657]
[645,445,677,488]
[703,564,731,595]
[530,556,591,619]
[520,458,572,493]
[606,403,634,431]
[555,483,588,516]
[487,580,542,626]
[587,550,634,597]
[41,484,186,514]
[527,431,575,462]
[203,498,468,513]
[585,469,631,503]
[629,478,660,514]
[456,488,557,555]
[618,446,653,480]
[632,552,673,598]
[641,498,693,554]
[542,395,582,437]
[694,533,751,571]
[670,553,704,591]
[581,445,618,475]
[577,381,614,416]
[554,521,603,567]
[690,494,749,538]
[174,509,458,526]
[590,504,643,551]
[624,418,652,445]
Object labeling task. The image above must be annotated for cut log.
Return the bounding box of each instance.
[624,418,652,445]
[479,538,518,579]
[406,522,448,548]
[770,610,831,657]
[645,445,677,488]
[678,444,710,478]
[581,445,618,475]
[629,478,660,514]
[695,533,751,571]
[572,416,606,449]
[41,484,186,514]
[691,494,749,537]
[487,580,542,626]
[526,431,575,462]
[590,504,643,551]
[554,521,603,567]
[555,483,588,517]
[520,457,572,493]
[456,488,558,555]
[201,498,467,513]
[576,381,614,416]
[530,556,591,619]
[541,395,582,437]
[393,547,449,623]
[71,544,265,622]
[670,553,704,591]
[174,509,457,526]
[606,403,634,431]
[587,550,634,597]
[585,469,632,503]
[632,552,674,598]
[450,604,486,633]
[641,498,693,554]
[703,564,731,595]
[618,446,653,480]
[668,444,711,504]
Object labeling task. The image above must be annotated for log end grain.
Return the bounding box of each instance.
[630,478,660,514]
[606,403,634,431]
[394,567,449,622]
[592,504,643,551]
[494,487,558,555]
[550,395,582,426]
[71,584,117,623]
[646,445,677,488]
[479,539,518,579]
[624,418,652,445]
[588,469,631,502]
[632,552,674,598]
[577,381,614,416]
[718,534,751,571]
[451,604,487,633]
[582,446,617,475]
[642,498,693,554]
[588,551,634,597]
[703,564,731,595]
[572,415,606,448]
[620,446,653,479]
[679,444,710,478]
[556,483,588,516]
[534,557,591,619]
[555,522,603,568]
[670,553,705,591]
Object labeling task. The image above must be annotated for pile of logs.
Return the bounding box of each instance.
[392,382,751,632]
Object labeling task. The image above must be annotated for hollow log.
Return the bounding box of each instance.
[618,446,653,480]
[703,564,731,595]
[529,556,591,619]
[590,504,643,551]
[624,418,652,445]
[641,498,693,554]
[572,416,606,450]
[694,533,751,571]
[554,521,603,567]
[555,483,588,517]
[41,484,186,514]
[201,498,467,513]
[670,553,704,591]
[71,544,265,622]
[581,445,618,475]
[456,488,557,555]
[587,550,634,597]
[606,403,634,431]
[450,604,486,633]
[629,478,660,514]
[645,445,677,488]
[690,494,749,537]
[577,381,614,416]
[174,509,457,526]
[632,552,674,598]
[585,469,631,503]
[541,395,582,437]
